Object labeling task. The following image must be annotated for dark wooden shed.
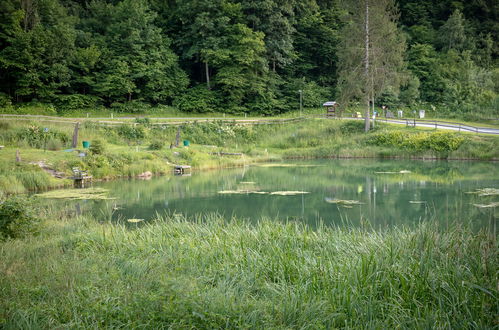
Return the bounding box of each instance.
[323,101,338,117]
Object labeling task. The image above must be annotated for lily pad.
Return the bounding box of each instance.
[256,164,323,168]
[218,190,268,195]
[35,188,114,200]
[325,198,364,205]
[270,191,310,196]
[466,188,499,197]
[127,218,144,223]
[472,202,499,208]
[375,170,412,174]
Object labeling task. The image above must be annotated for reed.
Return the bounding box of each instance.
[0,211,496,328]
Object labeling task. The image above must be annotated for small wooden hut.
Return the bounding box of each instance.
[323,101,338,117]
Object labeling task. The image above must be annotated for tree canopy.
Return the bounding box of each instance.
[0,0,497,117]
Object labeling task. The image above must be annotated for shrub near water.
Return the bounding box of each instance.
[0,196,39,240]
[371,130,464,154]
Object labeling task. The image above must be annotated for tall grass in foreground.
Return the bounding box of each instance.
[0,212,496,328]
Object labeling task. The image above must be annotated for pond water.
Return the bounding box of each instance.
[63,159,498,230]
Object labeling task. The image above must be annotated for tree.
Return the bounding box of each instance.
[437,9,468,52]
[239,0,297,71]
[337,0,406,131]
[82,0,187,105]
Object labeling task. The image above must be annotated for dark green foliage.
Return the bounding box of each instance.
[182,121,256,146]
[148,140,164,150]
[89,139,105,155]
[371,130,465,154]
[0,196,39,240]
[117,124,146,143]
[339,121,368,135]
[0,0,497,117]
[16,125,69,149]
[173,86,219,113]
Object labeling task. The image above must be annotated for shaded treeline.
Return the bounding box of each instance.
[0,0,497,117]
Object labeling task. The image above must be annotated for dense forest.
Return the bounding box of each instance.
[0,0,497,117]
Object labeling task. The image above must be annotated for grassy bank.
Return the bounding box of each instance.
[0,209,496,328]
[1,118,498,195]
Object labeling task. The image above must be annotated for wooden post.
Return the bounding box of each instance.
[16,149,21,162]
[175,127,181,147]
[72,122,79,148]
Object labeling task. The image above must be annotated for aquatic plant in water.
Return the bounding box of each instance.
[35,188,114,200]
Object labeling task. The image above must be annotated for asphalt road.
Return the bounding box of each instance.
[1,114,498,134]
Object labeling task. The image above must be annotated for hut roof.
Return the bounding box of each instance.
[323,101,337,106]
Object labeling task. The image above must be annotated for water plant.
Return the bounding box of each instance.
[35,188,113,200]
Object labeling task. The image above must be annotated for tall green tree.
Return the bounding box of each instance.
[337,0,406,131]
[81,0,187,105]
[0,0,76,102]
[238,0,297,71]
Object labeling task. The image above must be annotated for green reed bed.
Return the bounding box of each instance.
[0,212,496,328]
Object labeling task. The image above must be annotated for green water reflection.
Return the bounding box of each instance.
[74,159,497,229]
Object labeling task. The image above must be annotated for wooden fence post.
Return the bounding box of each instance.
[72,122,79,148]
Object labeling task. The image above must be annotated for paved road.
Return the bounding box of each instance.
[2,114,498,134]
[366,118,499,135]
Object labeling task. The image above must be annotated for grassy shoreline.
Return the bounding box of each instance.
[1,116,497,328]
[1,118,498,197]
[0,211,496,328]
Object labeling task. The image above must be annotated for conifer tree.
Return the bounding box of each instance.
[337,0,406,132]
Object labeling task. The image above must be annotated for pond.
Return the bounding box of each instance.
[60,159,498,230]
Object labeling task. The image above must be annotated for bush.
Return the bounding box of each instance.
[0,92,13,108]
[149,140,164,150]
[53,94,100,111]
[111,101,151,113]
[89,139,106,155]
[0,196,39,240]
[371,130,465,154]
[117,124,146,143]
[340,121,366,135]
[17,126,69,149]
[47,138,63,151]
[173,85,219,113]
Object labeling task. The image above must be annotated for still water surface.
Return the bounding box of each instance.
[75,159,497,229]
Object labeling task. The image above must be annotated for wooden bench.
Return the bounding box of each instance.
[174,165,191,175]
[71,167,92,188]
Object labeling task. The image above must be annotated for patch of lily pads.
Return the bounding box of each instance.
[35,188,114,200]
[324,197,364,205]
[218,190,309,196]
[374,170,412,174]
[466,188,499,196]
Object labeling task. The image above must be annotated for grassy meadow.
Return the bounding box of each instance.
[0,209,497,328]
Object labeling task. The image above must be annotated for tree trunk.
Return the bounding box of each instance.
[205,61,211,90]
[72,122,79,148]
[364,0,370,132]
